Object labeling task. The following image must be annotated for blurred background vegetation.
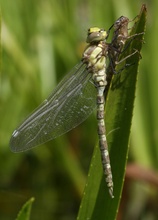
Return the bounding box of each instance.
[0,0,158,219]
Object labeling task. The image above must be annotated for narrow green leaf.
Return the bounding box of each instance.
[77,5,147,220]
[16,197,35,220]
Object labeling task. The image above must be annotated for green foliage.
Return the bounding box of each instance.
[16,198,34,220]
[77,6,146,220]
[0,0,157,220]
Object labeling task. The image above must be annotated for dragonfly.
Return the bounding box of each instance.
[10,17,133,198]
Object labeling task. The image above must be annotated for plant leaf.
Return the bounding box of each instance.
[15,197,35,220]
[77,4,147,220]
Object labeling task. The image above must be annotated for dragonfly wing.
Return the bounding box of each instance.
[10,62,97,152]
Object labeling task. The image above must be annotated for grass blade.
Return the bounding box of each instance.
[77,5,147,220]
[16,197,35,220]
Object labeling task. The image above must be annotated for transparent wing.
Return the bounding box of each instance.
[10,62,97,152]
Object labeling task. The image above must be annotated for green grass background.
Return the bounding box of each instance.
[0,0,157,220]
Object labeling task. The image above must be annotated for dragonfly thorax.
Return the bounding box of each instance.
[82,41,108,73]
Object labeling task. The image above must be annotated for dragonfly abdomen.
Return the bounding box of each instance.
[96,86,114,197]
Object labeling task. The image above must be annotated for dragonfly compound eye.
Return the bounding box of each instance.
[86,27,108,43]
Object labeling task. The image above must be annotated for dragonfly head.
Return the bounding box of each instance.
[113,16,129,31]
[86,27,108,43]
